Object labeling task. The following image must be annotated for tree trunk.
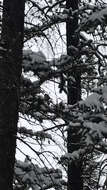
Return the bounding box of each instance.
[0,0,25,189]
[66,0,83,190]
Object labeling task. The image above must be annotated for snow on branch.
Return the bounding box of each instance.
[18,127,52,141]
[79,93,103,112]
[79,6,107,32]
[14,159,65,190]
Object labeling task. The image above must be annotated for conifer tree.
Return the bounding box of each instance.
[66,0,83,190]
[0,0,25,189]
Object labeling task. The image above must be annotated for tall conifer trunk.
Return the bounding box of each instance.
[66,0,83,190]
[0,0,25,189]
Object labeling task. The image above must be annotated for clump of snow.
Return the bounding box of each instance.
[92,86,107,103]
[15,159,63,190]
[23,50,46,64]
[80,6,107,32]
[87,7,107,23]
[23,50,48,73]
[60,149,86,165]
[102,86,107,103]
[18,127,52,141]
[79,93,103,112]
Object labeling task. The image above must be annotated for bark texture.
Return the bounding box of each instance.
[0,0,25,189]
[66,0,83,190]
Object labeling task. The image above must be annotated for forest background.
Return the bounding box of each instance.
[1,0,107,190]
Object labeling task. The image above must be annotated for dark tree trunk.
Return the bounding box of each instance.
[0,0,25,189]
[66,1,83,190]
